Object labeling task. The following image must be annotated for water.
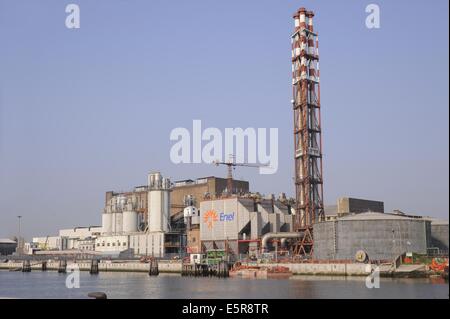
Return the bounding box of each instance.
[0,271,448,299]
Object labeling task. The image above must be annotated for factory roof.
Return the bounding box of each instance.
[173,179,194,183]
[338,212,425,221]
[424,218,449,226]
[195,176,249,182]
[0,238,17,244]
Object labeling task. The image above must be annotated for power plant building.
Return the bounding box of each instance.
[199,197,294,258]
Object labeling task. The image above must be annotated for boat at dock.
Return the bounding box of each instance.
[229,263,292,279]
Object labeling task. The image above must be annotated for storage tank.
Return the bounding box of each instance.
[116,195,127,210]
[149,190,170,232]
[429,219,449,252]
[314,212,431,261]
[148,173,171,233]
[102,213,112,234]
[123,211,138,233]
[112,212,123,234]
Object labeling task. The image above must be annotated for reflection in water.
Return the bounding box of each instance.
[0,271,447,299]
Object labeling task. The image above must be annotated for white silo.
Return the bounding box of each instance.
[148,173,171,233]
[102,213,112,234]
[154,172,162,188]
[123,211,138,233]
[117,195,127,210]
[112,212,123,234]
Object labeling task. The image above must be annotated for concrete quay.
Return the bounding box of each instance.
[0,260,182,273]
[0,261,429,277]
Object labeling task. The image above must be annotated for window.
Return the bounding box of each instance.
[123,242,126,246]
[107,243,110,247]
[112,243,115,246]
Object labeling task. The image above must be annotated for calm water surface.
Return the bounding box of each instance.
[0,271,448,299]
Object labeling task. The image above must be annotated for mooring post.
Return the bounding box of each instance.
[90,259,99,274]
[148,259,159,276]
[22,260,31,272]
[58,260,67,273]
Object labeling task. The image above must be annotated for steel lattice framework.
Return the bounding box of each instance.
[291,8,324,256]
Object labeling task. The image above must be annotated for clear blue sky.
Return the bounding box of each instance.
[0,0,448,239]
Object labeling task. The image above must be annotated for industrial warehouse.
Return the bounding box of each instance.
[1,7,448,280]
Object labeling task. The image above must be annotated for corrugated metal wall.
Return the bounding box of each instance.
[314,219,430,260]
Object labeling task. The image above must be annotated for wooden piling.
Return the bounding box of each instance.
[148,259,159,276]
[58,260,67,273]
[90,259,99,275]
[22,260,31,272]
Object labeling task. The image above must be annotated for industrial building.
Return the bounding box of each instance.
[0,238,17,256]
[315,197,449,261]
[96,170,294,259]
[198,196,294,259]
[324,197,385,221]
[31,226,102,252]
[103,176,249,222]
[172,176,249,215]
[23,170,292,259]
[95,175,250,257]
[97,172,180,257]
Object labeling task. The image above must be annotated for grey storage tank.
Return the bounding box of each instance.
[429,219,449,253]
[314,212,431,261]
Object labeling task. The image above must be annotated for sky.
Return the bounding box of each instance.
[0,0,448,239]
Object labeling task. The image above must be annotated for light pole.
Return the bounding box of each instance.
[17,215,22,253]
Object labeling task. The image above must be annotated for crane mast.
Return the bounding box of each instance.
[213,155,265,195]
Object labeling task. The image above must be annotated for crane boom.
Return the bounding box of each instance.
[213,156,268,195]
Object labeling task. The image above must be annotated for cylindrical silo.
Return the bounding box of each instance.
[149,190,164,232]
[154,172,162,188]
[117,195,127,210]
[123,211,138,233]
[148,174,171,233]
[102,213,112,234]
[112,212,123,234]
[163,188,170,231]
